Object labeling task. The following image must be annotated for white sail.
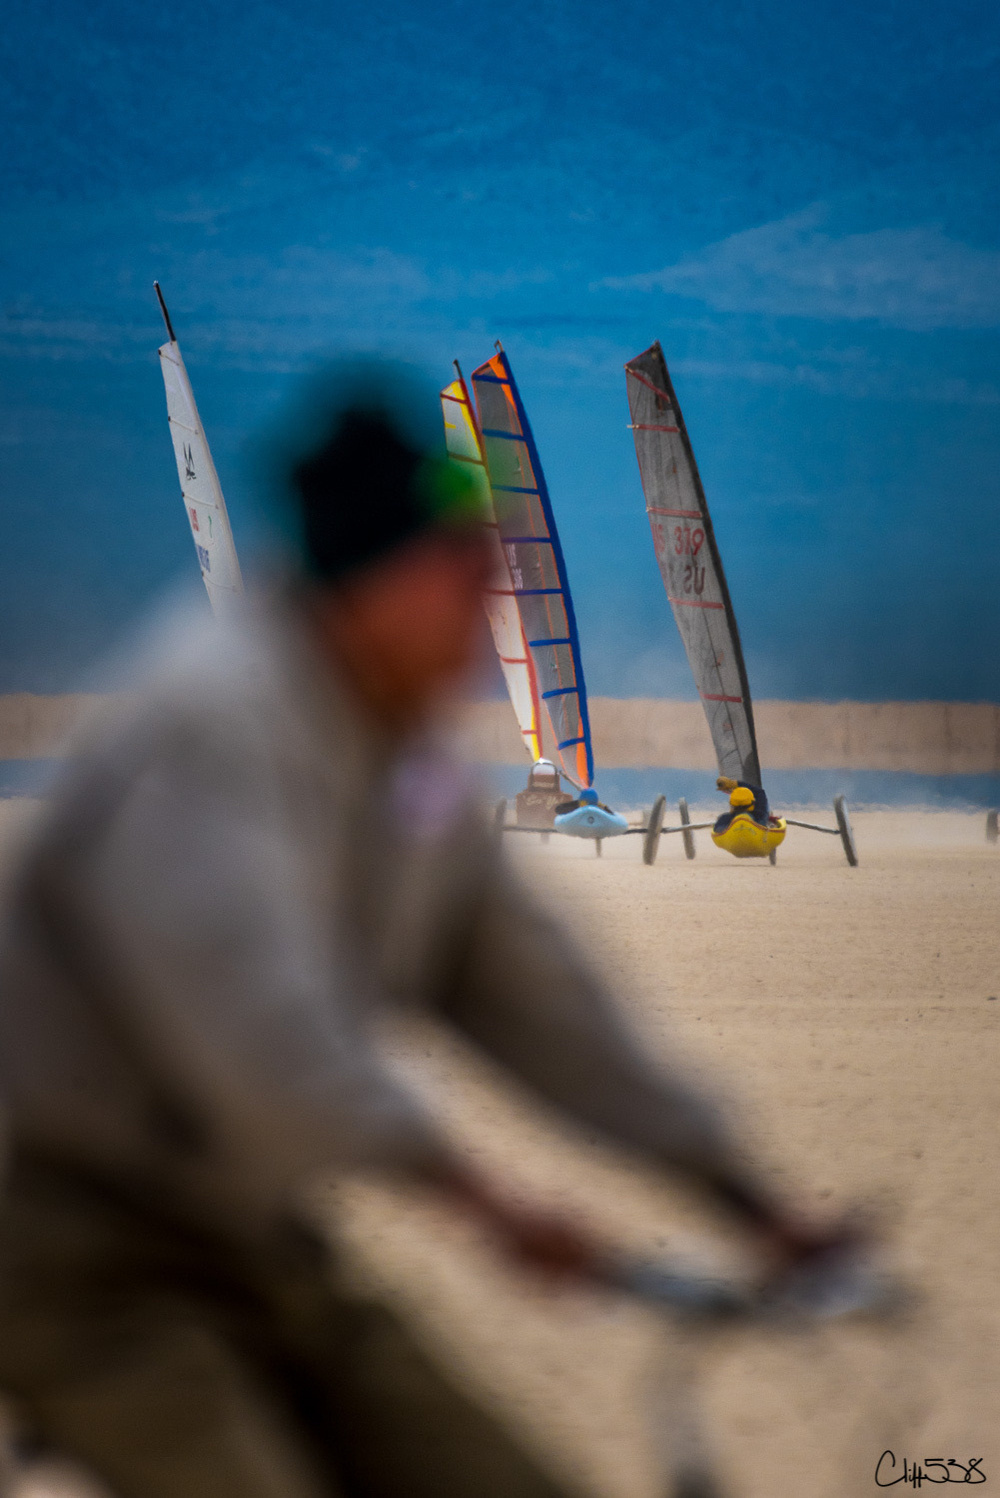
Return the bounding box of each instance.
[441,370,542,763]
[157,319,243,617]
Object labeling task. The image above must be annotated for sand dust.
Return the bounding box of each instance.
[0,804,996,1497]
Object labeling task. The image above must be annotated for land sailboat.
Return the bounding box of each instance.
[625,340,858,866]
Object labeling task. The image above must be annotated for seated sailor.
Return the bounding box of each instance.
[554,786,614,815]
[714,783,763,834]
[716,775,771,824]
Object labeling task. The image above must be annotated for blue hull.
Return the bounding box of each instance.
[553,806,630,839]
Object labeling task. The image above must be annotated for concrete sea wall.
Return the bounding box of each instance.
[1,693,998,775]
[462,697,1000,775]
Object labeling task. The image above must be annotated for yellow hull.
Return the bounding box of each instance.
[711,814,787,858]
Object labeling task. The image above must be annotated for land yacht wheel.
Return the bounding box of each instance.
[643,794,666,865]
[834,795,858,867]
[679,797,696,860]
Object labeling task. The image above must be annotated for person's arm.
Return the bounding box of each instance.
[439,860,825,1259]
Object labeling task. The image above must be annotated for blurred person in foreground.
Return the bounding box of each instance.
[0,363,842,1498]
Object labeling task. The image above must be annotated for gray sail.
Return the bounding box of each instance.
[625,342,760,785]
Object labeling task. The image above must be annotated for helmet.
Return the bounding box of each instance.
[729,786,755,809]
[528,758,559,788]
[579,788,599,805]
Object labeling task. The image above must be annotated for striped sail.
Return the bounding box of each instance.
[471,349,593,788]
[441,370,542,763]
[158,334,243,617]
[625,341,760,784]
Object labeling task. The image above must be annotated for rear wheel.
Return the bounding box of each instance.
[493,799,506,833]
[679,797,696,861]
[643,794,666,865]
[987,809,999,845]
[834,794,859,866]
[768,846,778,865]
[595,838,603,857]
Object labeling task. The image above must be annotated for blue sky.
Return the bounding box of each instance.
[1,0,998,699]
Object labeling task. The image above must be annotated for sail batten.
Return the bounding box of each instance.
[440,370,543,763]
[625,341,761,785]
[471,350,594,788]
[158,330,243,617]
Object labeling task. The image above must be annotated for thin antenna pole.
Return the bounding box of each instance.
[153,282,176,343]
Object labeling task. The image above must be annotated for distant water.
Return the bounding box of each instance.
[2,758,998,811]
[484,764,1000,812]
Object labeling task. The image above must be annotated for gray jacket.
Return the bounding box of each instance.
[0,594,735,1237]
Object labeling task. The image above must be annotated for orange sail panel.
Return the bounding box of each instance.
[471,350,593,788]
[441,371,542,763]
[625,342,760,784]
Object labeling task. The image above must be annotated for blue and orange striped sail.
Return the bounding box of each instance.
[471,347,594,788]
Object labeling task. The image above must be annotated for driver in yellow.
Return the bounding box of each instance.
[716,774,771,825]
[713,783,760,835]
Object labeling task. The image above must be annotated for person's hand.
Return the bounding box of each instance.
[707,1173,873,1273]
[716,776,738,793]
[421,1158,602,1280]
[757,1210,872,1276]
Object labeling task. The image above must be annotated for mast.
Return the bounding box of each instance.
[153,281,176,344]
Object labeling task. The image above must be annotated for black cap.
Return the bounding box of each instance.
[271,359,482,584]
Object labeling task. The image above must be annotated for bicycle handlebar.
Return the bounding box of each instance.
[598,1249,911,1325]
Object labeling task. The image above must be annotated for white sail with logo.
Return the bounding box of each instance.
[156,285,243,617]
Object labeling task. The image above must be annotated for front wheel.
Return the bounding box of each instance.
[643,794,666,865]
[834,794,858,867]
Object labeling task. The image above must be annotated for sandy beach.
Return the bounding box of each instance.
[1,804,996,1497]
[332,810,999,1498]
